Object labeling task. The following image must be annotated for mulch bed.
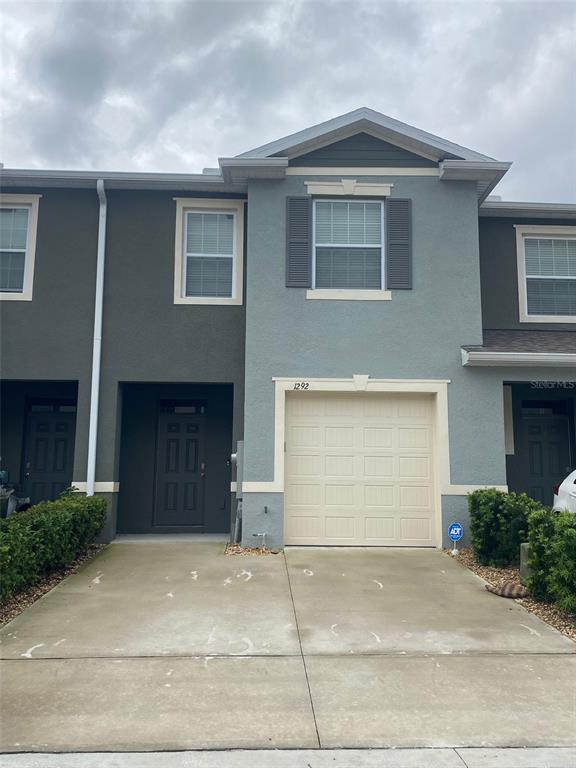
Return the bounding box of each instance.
[0,544,107,626]
[224,543,281,556]
[446,547,576,642]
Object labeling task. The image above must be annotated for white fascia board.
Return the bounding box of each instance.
[480,201,576,219]
[461,349,576,367]
[235,107,496,162]
[0,168,247,192]
[218,157,288,182]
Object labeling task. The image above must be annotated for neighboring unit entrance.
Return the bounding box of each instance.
[154,404,206,529]
[22,403,76,504]
[515,415,572,505]
[284,392,436,546]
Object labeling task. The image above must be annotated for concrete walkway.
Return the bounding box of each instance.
[0,541,574,753]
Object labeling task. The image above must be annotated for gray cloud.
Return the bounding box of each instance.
[1,0,574,201]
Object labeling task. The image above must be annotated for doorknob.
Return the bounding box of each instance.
[200,462,206,477]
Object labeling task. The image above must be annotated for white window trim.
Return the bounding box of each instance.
[515,224,576,324]
[173,197,244,305]
[311,198,386,296]
[0,194,41,301]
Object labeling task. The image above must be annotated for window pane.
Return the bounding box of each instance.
[186,212,234,255]
[186,256,233,297]
[0,251,25,292]
[315,247,381,289]
[0,207,29,250]
[526,278,576,316]
[525,238,576,277]
[315,201,382,245]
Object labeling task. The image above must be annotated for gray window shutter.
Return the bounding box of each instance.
[386,198,412,290]
[286,196,312,287]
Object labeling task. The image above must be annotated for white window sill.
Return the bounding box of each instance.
[306,289,392,301]
[174,296,243,306]
[0,291,32,301]
[520,313,576,324]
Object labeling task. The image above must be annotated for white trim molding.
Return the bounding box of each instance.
[0,194,41,301]
[306,289,391,301]
[304,179,393,197]
[72,482,119,493]
[514,224,576,324]
[173,197,245,306]
[288,167,439,177]
[462,349,576,367]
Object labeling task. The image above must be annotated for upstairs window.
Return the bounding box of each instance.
[516,226,576,322]
[174,198,244,305]
[185,211,234,298]
[0,195,40,301]
[313,200,383,289]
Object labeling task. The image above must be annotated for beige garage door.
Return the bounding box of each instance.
[284,392,437,546]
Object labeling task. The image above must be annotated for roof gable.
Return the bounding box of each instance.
[236,107,495,163]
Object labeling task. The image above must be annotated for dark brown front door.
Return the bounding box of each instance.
[516,415,572,504]
[154,407,205,529]
[22,406,76,503]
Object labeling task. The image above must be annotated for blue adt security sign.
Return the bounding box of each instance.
[448,522,464,542]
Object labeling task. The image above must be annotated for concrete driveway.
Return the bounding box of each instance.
[0,540,574,753]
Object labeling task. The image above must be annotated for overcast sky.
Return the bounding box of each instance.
[1,0,575,202]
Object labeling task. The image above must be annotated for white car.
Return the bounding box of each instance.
[553,470,576,513]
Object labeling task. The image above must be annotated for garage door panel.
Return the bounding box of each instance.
[285,392,436,547]
[287,454,323,476]
[364,517,396,540]
[398,427,430,449]
[400,517,432,542]
[325,426,354,447]
[325,484,355,506]
[364,485,395,507]
[290,426,321,448]
[363,455,395,477]
[363,427,395,448]
[285,483,322,506]
[324,455,355,476]
[325,516,356,539]
[398,456,431,479]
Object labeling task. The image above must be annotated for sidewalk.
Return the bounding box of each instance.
[1,747,575,768]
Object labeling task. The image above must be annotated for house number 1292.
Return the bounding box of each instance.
[293,382,310,390]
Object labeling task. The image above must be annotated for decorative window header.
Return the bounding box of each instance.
[304,179,393,197]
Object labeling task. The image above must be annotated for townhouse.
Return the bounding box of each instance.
[1,108,574,547]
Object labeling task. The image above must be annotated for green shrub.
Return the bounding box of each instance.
[0,492,107,603]
[469,489,537,566]
[526,506,557,602]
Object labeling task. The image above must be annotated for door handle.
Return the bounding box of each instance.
[200,462,206,478]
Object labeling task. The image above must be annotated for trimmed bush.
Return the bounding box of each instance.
[468,489,538,567]
[528,508,576,613]
[0,491,107,603]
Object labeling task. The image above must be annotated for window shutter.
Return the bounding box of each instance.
[386,198,412,290]
[286,196,312,287]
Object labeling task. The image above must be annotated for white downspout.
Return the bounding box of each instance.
[86,179,107,496]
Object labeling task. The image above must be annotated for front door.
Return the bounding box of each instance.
[22,405,76,503]
[516,415,572,504]
[154,406,205,529]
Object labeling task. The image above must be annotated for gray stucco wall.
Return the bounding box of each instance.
[0,187,98,482]
[57,190,247,494]
[479,216,576,331]
[240,174,505,547]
